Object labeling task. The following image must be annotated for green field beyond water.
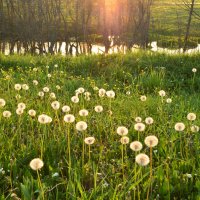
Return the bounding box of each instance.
[0,52,200,199]
[151,1,200,48]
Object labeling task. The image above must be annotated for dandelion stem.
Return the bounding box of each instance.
[37,170,45,200]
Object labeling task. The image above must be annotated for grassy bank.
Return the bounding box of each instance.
[0,52,200,199]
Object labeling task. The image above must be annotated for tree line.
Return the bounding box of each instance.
[0,0,199,55]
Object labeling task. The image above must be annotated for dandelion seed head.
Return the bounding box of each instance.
[144,135,158,147]
[84,137,95,145]
[130,141,143,151]
[117,126,128,136]
[135,153,150,166]
[29,158,44,170]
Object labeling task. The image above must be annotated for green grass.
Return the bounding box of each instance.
[150,1,200,48]
[0,52,200,199]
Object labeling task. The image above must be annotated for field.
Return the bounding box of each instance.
[0,52,200,199]
[151,1,200,48]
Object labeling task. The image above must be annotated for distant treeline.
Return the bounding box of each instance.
[0,0,199,55]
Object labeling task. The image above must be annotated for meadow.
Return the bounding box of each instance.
[0,52,200,199]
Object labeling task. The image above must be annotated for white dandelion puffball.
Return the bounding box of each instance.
[29,158,44,171]
[14,84,21,91]
[56,85,61,90]
[166,98,172,103]
[38,91,44,97]
[28,109,36,117]
[135,153,150,166]
[84,92,91,97]
[175,122,185,131]
[78,87,85,93]
[62,105,70,113]
[187,113,196,121]
[3,111,11,118]
[16,108,24,115]
[106,90,115,98]
[76,121,87,131]
[130,141,143,152]
[50,92,56,99]
[79,109,89,117]
[18,103,26,110]
[38,114,52,124]
[43,87,50,93]
[84,137,95,145]
[33,80,38,85]
[144,135,158,147]
[71,96,79,103]
[145,117,154,125]
[140,95,147,101]
[33,67,38,72]
[134,123,145,132]
[0,99,6,107]
[158,90,166,97]
[191,125,199,133]
[120,136,130,144]
[22,84,29,90]
[54,64,58,68]
[192,68,197,73]
[47,74,51,78]
[51,101,60,110]
[99,88,106,97]
[117,126,128,136]
[135,117,142,123]
[94,105,103,113]
[64,114,75,123]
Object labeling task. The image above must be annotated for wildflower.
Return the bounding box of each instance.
[158,90,166,97]
[71,96,79,103]
[62,105,70,113]
[120,136,130,144]
[14,84,21,91]
[99,88,106,97]
[51,101,60,110]
[144,135,158,147]
[175,122,185,131]
[84,137,95,145]
[0,99,6,107]
[77,87,85,93]
[187,113,196,121]
[38,91,44,97]
[47,74,51,78]
[29,158,44,170]
[54,64,58,68]
[48,93,55,99]
[117,126,128,136]
[106,90,115,98]
[94,105,103,113]
[33,68,38,72]
[22,84,29,90]
[135,117,142,123]
[140,95,147,101]
[43,87,50,93]
[166,98,172,103]
[145,117,154,125]
[3,111,11,118]
[135,153,150,166]
[76,121,87,131]
[134,123,145,131]
[33,80,38,85]
[130,141,143,151]
[16,108,24,115]
[126,91,131,95]
[18,103,26,110]
[79,109,89,117]
[64,114,75,123]
[192,68,197,73]
[28,109,36,117]
[38,114,52,124]
[84,92,91,97]
[56,85,61,90]
[191,125,199,132]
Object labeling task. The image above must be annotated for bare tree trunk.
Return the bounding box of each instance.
[183,0,195,52]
